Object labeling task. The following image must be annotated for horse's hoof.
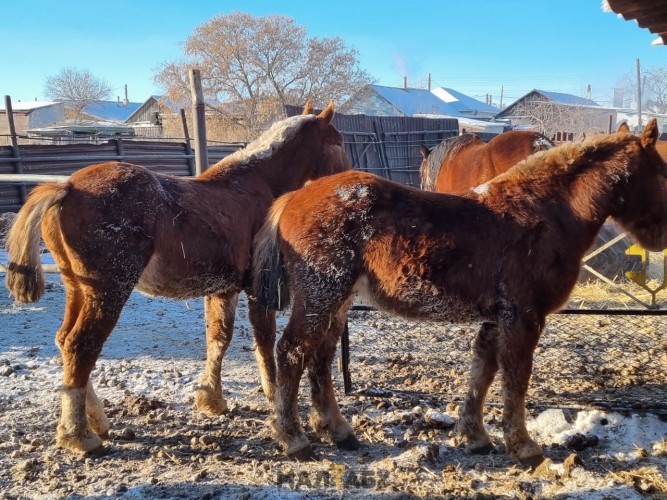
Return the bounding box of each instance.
[336,434,362,451]
[194,389,228,416]
[57,429,103,454]
[519,452,545,468]
[288,445,318,462]
[469,442,495,455]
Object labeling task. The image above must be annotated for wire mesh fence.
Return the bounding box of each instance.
[343,305,667,414]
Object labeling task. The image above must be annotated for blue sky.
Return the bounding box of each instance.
[2,1,665,108]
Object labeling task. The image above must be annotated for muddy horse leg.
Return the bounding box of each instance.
[194,292,239,415]
[272,309,326,461]
[498,314,544,466]
[457,322,499,453]
[307,304,359,450]
[248,297,277,404]
[56,285,131,453]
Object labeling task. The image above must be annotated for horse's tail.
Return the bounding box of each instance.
[253,192,294,310]
[5,182,69,303]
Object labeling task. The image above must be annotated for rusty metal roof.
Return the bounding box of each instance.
[604,0,667,45]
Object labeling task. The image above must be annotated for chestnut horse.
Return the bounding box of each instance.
[4,101,351,454]
[253,120,667,465]
[420,130,553,194]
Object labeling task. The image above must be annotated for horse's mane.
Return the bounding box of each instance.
[215,114,316,168]
[491,133,636,185]
[422,134,482,190]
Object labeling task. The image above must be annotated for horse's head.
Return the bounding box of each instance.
[419,145,433,190]
[298,101,352,182]
[611,118,667,251]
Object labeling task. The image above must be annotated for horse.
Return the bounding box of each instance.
[253,119,667,465]
[420,130,553,194]
[4,100,352,454]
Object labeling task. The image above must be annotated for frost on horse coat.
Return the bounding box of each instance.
[420,130,553,194]
[4,101,352,454]
[254,120,667,465]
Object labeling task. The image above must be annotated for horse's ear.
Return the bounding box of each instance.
[420,145,430,159]
[641,118,659,149]
[617,122,630,134]
[302,100,314,115]
[316,101,334,124]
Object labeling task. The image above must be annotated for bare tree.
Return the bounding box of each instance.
[644,67,667,114]
[154,11,372,141]
[506,98,611,140]
[44,67,112,121]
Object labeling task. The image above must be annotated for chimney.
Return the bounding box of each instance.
[403,76,407,89]
[428,73,431,91]
[123,84,129,107]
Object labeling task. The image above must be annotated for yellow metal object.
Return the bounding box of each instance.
[625,244,667,306]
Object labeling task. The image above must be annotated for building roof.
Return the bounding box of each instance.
[496,89,601,119]
[82,100,142,122]
[533,90,599,107]
[0,100,61,112]
[348,84,498,118]
[431,87,499,115]
[603,0,667,45]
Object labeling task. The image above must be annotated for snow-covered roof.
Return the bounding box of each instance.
[360,85,498,118]
[0,100,61,112]
[82,100,142,122]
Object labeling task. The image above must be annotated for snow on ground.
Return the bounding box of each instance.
[1,256,666,498]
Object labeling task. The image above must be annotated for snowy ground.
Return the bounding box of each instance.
[1,261,667,498]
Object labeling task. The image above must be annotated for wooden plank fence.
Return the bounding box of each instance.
[0,110,462,212]
[0,139,241,212]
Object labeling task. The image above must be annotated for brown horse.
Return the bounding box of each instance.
[420,130,553,194]
[4,101,351,454]
[253,120,667,465]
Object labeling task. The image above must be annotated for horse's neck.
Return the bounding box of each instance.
[518,158,623,228]
[205,147,305,198]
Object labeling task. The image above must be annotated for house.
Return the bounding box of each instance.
[125,95,166,138]
[496,89,618,141]
[26,98,143,144]
[340,84,505,134]
[0,100,64,145]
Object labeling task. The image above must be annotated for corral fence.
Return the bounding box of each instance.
[1,112,666,414]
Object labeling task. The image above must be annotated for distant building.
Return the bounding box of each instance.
[0,100,64,145]
[496,89,618,141]
[340,84,505,134]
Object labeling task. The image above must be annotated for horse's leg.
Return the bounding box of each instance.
[56,285,132,453]
[48,224,112,443]
[272,309,324,461]
[457,322,499,453]
[194,291,238,415]
[248,297,277,404]
[498,315,544,466]
[307,304,359,451]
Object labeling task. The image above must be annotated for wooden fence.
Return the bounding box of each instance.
[0,139,241,212]
[0,111,461,212]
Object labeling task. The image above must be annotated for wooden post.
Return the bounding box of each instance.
[189,69,208,175]
[341,320,352,394]
[608,114,613,134]
[4,95,27,204]
[636,58,642,130]
[180,108,196,176]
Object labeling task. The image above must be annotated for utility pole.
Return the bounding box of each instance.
[636,58,642,129]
